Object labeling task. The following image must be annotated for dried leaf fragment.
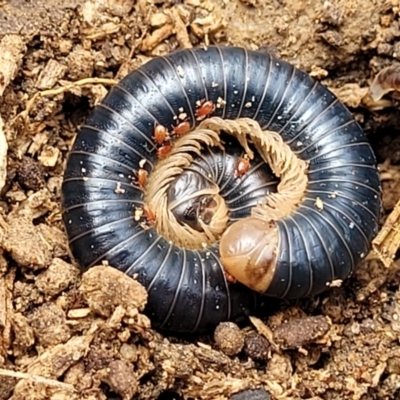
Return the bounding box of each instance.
[373,197,400,268]
[171,7,192,49]
[38,145,60,167]
[35,59,67,90]
[0,34,25,96]
[0,116,6,193]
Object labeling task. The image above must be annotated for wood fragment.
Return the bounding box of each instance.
[10,332,95,398]
[372,198,400,267]
[171,7,192,49]
[12,77,118,127]
[0,368,76,391]
[0,116,7,192]
[0,35,25,96]
[0,269,15,357]
[141,24,174,52]
[35,59,68,90]
[249,316,280,352]
[0,35,24,192]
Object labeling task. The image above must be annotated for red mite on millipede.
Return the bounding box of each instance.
[143,204,156,226]
[153,124,168,144]
[157,143,173,159]
[172,120,191,136]
[196,100,215,120]
[137,168,148,187]
[235,155,250,178]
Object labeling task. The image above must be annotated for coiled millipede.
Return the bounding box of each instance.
[62,46,381,332]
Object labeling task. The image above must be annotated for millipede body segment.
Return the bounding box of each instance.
[62,46,381,332]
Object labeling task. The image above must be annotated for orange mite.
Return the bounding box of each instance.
[157,143,172,158]
[143,204,156,225]
[196,100,215,120]
[153,124,168,144]
[173,121,191,135]
[235,156,250,178]
[137,168,148,187]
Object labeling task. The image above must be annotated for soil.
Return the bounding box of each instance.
[1,0,400,399]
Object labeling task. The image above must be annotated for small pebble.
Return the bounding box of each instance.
[231,388,271,400]
[29,303,71,348]
[35,258,80,297]
[103,360,138,399]
[386,356,400,375]
[214,322,244,356]
[17,156,45,191]
[244,332,270,360]
[273,315,330,349]
[120,343,138,363]
[80,265,148,318]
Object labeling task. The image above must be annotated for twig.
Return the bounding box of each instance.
[12,77,118,127]
[0,368,76,391]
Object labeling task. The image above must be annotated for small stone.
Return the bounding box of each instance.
[67,308,91,319]
[120,343,138,363]
[80,265,148,318]
[107,0,134,17]
[0,367,16,400]
[66,46,94,80]
[319,30,343,47]
[17,156,45,191]
[386,356,400,374]
[12,313,35,356]
[377,43,393,56]
[35,258,80,297]
[231,388,271,400]
[150,12,170,27]
[244,332,270,360]
[214,322,244,356]
[29,303,71,348]
[3,216,53,269]
[103,360,138,399]
[273,315,330,349]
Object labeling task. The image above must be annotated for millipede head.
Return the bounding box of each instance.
[220,217,279,293]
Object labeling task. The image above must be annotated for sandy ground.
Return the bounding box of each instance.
[1,0,400,399]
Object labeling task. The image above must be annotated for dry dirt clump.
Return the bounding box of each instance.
[1,0,400,399]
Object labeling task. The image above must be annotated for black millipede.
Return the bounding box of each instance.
[61,46,381,333]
